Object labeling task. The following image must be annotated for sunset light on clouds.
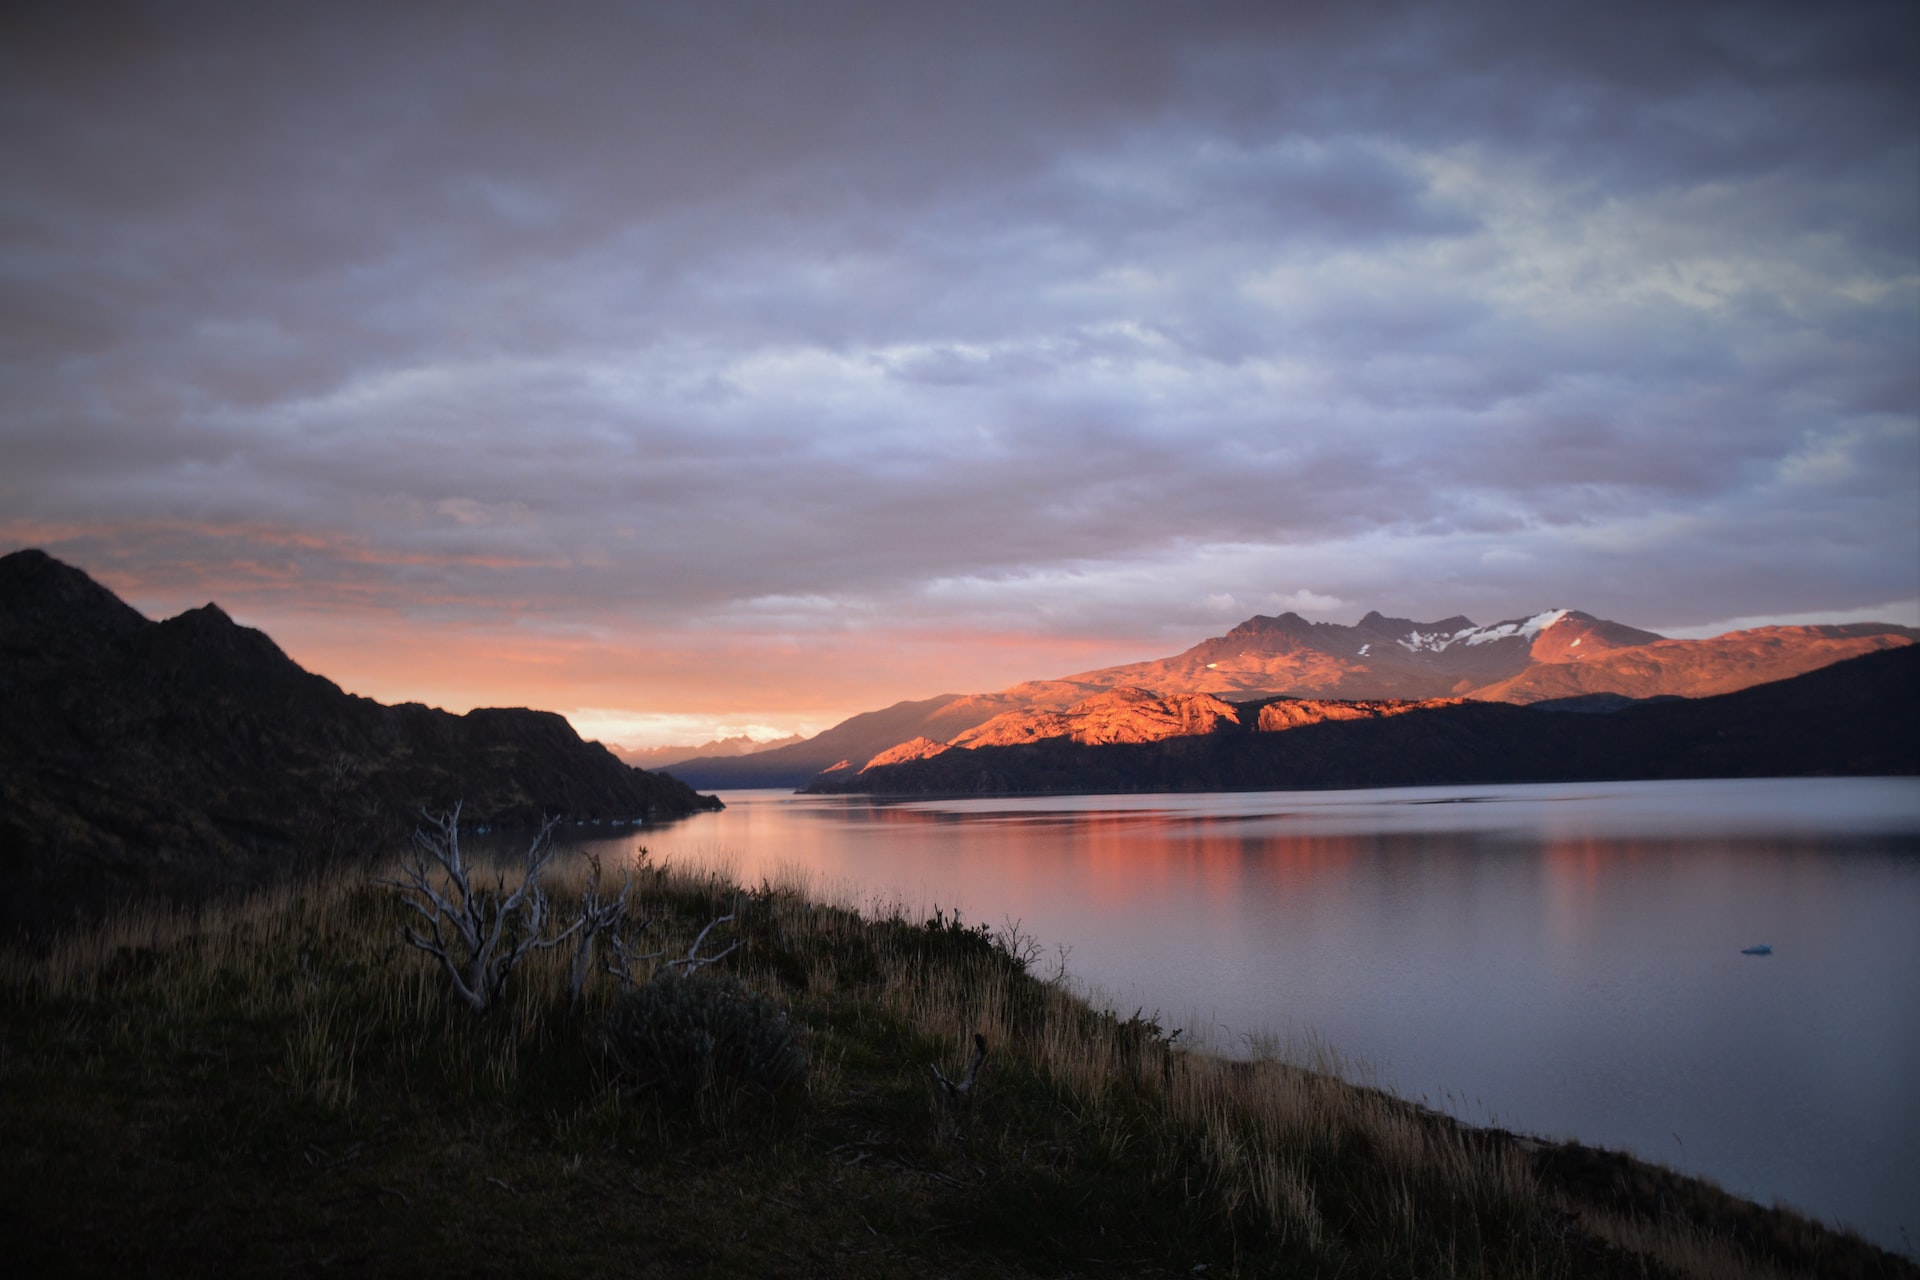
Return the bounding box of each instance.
[3,1,1915,749]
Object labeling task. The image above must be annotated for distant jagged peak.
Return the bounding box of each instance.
[0,546,152,643]
[165,600,236,627]
[152,597,311,677]
[1355,610,1476,637]
[1212,608,1598,657]
[1224,611,1322,638]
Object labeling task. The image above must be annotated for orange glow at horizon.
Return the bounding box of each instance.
[42,541,1164,748]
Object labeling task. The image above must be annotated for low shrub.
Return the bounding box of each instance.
[599,970,808,1122]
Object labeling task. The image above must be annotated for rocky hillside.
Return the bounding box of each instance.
[813,688,1465,786]
[1470,624,1917,703]
[814,646,1920,797]
[669,607,1913,789]
[0,549,721,932]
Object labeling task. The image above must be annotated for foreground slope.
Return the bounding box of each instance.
[816,646,1920,796]
[0,549,720,930]
[3,864,1911,1278]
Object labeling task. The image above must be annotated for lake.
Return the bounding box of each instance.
[567,776,1920,1256]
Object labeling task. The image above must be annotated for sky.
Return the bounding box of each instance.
[3,1,1916,749]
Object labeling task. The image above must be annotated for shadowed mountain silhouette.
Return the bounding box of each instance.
[0,549,721,933]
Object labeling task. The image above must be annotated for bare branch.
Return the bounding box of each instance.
[659,913,738,975]
[931,1032,989,1105]
[566,855,634,1001]
[604,922,663,991]
[606,912,736,989]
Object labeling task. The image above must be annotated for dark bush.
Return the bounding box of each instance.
[599,971,807,1120]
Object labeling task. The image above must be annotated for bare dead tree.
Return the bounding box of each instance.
[388,805,579,1014]
[605,912,739,990]
[389,807,743,1011]
[567,855,633,1002]
[931,1032,989,1106]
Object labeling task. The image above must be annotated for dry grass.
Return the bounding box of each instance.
[1,848,1911,1279]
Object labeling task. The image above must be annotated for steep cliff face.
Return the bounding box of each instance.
[0,550,721,931]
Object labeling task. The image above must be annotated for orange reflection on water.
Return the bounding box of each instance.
[854,804,1369,911]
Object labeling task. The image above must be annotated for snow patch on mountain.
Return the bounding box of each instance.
[1398,609,1569,653]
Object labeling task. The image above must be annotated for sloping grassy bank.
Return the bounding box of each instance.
[1,855,1909,1279]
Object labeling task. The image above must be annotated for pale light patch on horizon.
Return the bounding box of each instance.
[564,709,825,752]
[1654,600,1920,640]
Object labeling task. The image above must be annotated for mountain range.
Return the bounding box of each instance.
[811,646,1919,796]
[0,550,721,933]
[6,546,1912,919]
[668,607,1916,789]
[615,732,807,770]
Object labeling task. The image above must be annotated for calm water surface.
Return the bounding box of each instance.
[589,777,1919,1254]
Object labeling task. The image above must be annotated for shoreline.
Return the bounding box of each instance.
[4,860,1911,1277]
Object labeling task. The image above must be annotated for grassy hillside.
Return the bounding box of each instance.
[2,849,1910,1278]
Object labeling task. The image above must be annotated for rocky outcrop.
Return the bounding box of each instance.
[1255,697,1464,731]
[952,688,1242,750]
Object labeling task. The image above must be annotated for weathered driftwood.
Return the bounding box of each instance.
[388,805,577,1014]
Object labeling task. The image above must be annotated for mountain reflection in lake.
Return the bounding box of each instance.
[561,776,1920,1256]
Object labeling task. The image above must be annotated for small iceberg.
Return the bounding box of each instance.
[1741,944,1773,956]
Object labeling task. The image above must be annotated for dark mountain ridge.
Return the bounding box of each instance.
[811,645,1920,796]
[0,549,721,932]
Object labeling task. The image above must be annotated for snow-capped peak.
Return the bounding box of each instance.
[1397,609,1569,653]
[1462,608,1570,646]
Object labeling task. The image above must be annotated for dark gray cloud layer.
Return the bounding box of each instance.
[3,2,1916,692]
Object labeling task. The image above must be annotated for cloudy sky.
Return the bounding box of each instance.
[3,2,1915,747]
